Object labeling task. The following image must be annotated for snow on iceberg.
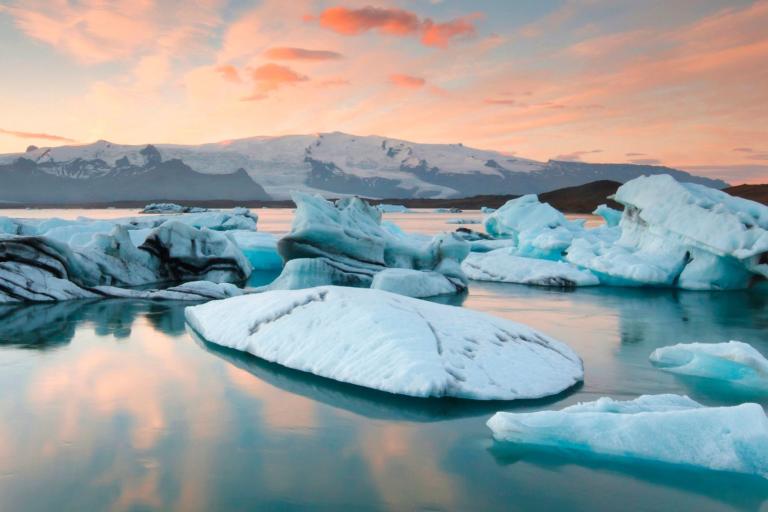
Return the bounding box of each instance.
[568,175,768,289]
[483,194,585,260]
[650,341,768,391]
[269,193,469,296]
[487,394,768,478]
[185,286,583,400]
[462,250,598,287]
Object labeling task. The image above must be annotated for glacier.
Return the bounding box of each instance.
[650,341,768,391]
[487,394,768,478]
[475,175,768,290]
[185,286,583,400]
[268,193,469,296]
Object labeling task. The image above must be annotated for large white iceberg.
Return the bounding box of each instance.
[185,286,583,400]
[479,176,768,290]
[650,341,768,391]
[269,193,469,296]
[487,394,768,478]
[462,250,598,287]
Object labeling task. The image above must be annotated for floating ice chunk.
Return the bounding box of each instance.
[487,394,768,478]
[480,206,496,214]
[593,204,622,227]
[446,218,481,225]
[377,204,411,213]
[462,250,599,287]
[228,230,282,270]
[484,195,584,260]
[435,207,462,213]
[96,281,244,300]
[371,268,460,297]
[271,193,469,295]
[185,286,583,400]
[141,203,209,214]
[650,341,768,391]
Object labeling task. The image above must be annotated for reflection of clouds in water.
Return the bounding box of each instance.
[2,316,231,511]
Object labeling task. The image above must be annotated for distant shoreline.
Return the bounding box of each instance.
[1,181,764,213]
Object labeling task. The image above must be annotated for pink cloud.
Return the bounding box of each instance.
[483,98,517,106]
[0,128,77,143]
[315,6,477,47]
[421,16,477,48]
[215,65,242,83]
[389,74,426,88]
[264,47,343,60]
[249,63,309,93]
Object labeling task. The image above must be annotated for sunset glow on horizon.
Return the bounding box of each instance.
[1,0,767,183]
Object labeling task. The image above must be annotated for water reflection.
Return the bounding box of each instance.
[0,281,765,511]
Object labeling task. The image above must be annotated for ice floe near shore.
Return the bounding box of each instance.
[185,286,584,400]
[269,193,469,296]
[650,341,768,391]
[488,394,768,478]
[476,175,768,290]
[141,203,209,214]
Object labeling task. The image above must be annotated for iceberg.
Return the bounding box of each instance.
[435,207,463,213]
[141,203,209,214]
[487,394,768,478]
[462,250,599,287]
[484,194,585,260]
[228,230,282,270]
[185,286,583,400]
[377,204,411,213]
[371,268,460,297]
[446,218,481,225]
[650,341,768,391]
[568,175,768,289]
[269,193,469,296]
[593,204,622,227]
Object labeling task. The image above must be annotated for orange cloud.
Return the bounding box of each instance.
[318,6,420,36]
[389,74,425,88]
[264,47,343,60]
[215,64,242,83]
[0,128,77,143]
[421,16,477,48]
[483,98,517,106]
[248,63,309,95]
[315,6,477,47]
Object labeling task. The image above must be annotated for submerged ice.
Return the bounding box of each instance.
[185,286,584,400]
[488,394,768,478]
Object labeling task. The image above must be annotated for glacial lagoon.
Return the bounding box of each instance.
[0,209,766,511]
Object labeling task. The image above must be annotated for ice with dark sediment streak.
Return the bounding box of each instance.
[269,193,469,297]
[185,285,583,400]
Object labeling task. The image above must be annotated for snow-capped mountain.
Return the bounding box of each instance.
[0,132,726,203]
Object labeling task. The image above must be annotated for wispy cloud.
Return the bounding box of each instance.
[0,128,77,143]
[389,74,426,88]
[264,47,343,60]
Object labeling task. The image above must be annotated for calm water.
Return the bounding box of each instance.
[0,209,766,512]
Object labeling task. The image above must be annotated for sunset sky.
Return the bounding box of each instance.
[0,0,766,183]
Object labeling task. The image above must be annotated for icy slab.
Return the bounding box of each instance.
[487,394,768,478]
[650,341,768,391]
[593,204,622,227]
[228,230,282,270]
[484,194,585,260]
[141,203,209,214]
[446,218,481,225]
[371,268,460,297]
[185,286,583,400]
[377,204,411,213]
[271,193,469,295]
[96,281,244,301]
[435,207,462,213]
[480,206,496,214]
[462,250,599,287]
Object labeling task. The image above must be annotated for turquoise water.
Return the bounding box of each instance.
[0,210,767,511]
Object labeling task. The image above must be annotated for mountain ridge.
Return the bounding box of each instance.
[0,132,728,203]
